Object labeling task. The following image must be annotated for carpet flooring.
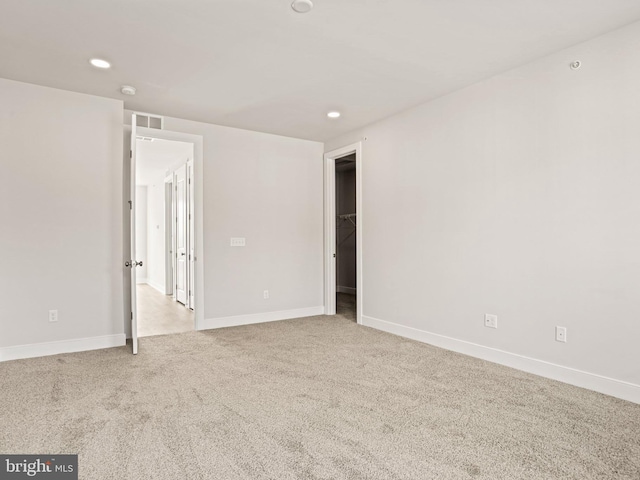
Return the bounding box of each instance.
[1,310,639,479]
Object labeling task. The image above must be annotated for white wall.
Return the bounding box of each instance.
[0,78,125,358]
[125,112,325,327]
[135,186,148,282]
[325,22,640,401]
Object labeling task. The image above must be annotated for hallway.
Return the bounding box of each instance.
[137,284,194,337]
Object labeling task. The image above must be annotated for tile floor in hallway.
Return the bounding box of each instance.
[137,284,194,337]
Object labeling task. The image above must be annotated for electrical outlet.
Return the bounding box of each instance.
[484,313,498,329]
[49,310,58,323]
[230,237,246,247]
[263,290,269,299]
[556,326,567,343]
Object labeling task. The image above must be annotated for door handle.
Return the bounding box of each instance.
[181,252,186,256]
[125,260,144,268]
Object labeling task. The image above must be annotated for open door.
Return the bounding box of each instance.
[127,114,141,354]
[175,164,188,305]
[164,178,174,296]
[188,160,195,309]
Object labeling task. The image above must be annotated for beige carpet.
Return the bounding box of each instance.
[1,312,639,479]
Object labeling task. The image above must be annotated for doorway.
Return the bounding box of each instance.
[324,142,363,324]
[135,137,194,337]
[335,154,357,321]
[126,113,204,354]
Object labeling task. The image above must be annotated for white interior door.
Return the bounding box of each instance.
[175,164,188,305]
[188,161,195,309]
[164,179,174,295]
[129,115,140,354]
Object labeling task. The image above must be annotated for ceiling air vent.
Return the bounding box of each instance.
[133,112,164,130]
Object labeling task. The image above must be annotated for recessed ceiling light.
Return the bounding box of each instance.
[90,58,111,69]
[291,0,313,13]
[327,111,341,119]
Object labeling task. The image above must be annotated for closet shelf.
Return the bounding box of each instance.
[337,213,356,227]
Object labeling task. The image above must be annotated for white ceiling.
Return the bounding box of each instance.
[2,1,640,141]
[136,138,192,186]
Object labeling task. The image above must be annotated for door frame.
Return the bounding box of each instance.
[324,142,362,324]
[131,126,205,332]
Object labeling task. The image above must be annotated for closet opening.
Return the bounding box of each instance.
[324,141,362,324]
[335,154,357,322]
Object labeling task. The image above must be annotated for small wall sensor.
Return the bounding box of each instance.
[121,85,137,96]
[570,61,581,70]
[291,0,313,13]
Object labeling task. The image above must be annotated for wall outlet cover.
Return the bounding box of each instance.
[556,326,567,342]
[484,313,498,329]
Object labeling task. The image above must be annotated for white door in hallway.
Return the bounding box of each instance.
[175,164,188,305]
[188,161,195,309]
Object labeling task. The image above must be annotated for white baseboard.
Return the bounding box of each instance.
[146,280,166,295]
[0,334,127,362]
[202,306,325,330]
[362,315,640,405]
[337,286,357,295]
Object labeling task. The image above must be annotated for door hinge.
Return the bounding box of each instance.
[130,150,132,159]
[130,312,133,320]
[128,200,132,210]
